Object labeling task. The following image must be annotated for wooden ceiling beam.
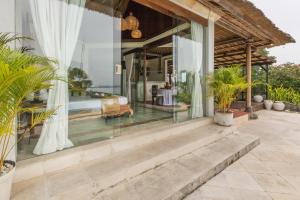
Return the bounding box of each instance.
[133,0,208,26]
[114,0,130,14]
[215,57,275,65]
[86,0,118,16]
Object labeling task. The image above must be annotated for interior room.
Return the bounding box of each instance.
[16,0,206,160]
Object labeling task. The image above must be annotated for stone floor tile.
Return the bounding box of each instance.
[12,176,48,200]
[262,161,300,176]
[282,175,300,192]
[46,167,92,197]
[269,192,300,200]
[231,188,272,200]
[225,161,246,172]
[207,171,264,191]
[239,158,275,174]
[185,185,236,200]
[252,173,297,194]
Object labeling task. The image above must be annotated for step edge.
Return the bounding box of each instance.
[14,118,213,183]
[92,129,235,191]
[165,136,260,200]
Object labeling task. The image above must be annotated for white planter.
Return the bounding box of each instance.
[0,162,15,200]
[264,100,273,110]
[214,112,234,126]
[273,101,285,111]
[254,95,263,103]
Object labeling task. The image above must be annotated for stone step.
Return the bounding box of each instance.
[12,124,254,200]
[94,133,260,200]
[14,118,212,183]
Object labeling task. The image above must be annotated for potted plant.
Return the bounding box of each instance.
[0,33,58,200]
[253,95,264,103]
[264,85,274,110]
[269,86,286,111]
[208,65,249,126]
[68,67,92,96]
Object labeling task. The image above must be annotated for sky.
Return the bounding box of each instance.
[249,0,299,64]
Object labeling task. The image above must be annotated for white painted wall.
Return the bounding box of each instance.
[0,0,15,34]
[0,0,17,162]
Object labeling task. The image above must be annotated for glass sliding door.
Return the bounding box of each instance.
[16,0,123,159]
[173,22,205,122]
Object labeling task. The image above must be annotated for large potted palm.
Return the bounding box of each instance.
[0,33,59,200]
[208,66,249,126]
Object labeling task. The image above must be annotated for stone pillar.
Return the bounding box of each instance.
[204,19,215,117]
[246,43,252,110]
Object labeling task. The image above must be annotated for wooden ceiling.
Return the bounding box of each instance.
[122,1,176,40]
[85,0,294,67]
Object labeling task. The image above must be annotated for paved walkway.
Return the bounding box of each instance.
[186,110,300,200]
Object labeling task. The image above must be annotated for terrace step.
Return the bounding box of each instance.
[12,122,258,200]
[95,133,259,200]
[14,118,212,183]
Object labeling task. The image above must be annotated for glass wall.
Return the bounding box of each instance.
[15,0,206,161]
[16,0,123,160]
[174,22,205,122]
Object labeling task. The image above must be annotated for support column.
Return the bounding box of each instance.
[204,19,215,117]
[143,49,147,103]
[246,43,252,110]
[266,64,269,99]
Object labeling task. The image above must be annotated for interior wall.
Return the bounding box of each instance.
[145,58,164,82]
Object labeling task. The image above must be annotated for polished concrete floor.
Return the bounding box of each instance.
[17,106,173,161]
[186,110,300,200]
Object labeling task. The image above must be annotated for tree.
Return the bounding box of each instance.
[269,63,300,93]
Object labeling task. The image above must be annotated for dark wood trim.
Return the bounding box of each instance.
[133,0,208,26]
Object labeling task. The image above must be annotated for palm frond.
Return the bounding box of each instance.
[0,33,31,47]
[0,32,61,166]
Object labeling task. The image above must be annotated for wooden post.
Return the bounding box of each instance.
[266,64,269,99]
[246,43,252,110]
[143,49,147,104]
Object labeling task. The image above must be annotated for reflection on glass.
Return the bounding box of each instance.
[15,0,205,161]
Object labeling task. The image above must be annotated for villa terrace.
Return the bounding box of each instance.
[0,0,296,199]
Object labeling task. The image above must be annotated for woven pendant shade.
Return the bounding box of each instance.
[131,29,142,39]
[125,12,139,30]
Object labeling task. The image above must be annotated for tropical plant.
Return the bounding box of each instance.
[68,67,92,94]
[177,71,193,105]
[208,65,249,113]
[268,85,300,106]
[0,33,59,172]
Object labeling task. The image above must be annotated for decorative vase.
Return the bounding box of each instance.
[273,101,285,111]
[214,112,234,126]
[264,100,273,110]
[0,161,15,200]
[253,95,263,103]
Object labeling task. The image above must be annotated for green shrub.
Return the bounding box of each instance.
[268,85,300,105]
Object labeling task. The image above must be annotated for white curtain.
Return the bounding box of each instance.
[30,0,86,155]
[125,54,134,102]
[191,21,204,118]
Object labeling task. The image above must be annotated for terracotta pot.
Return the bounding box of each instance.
[214,112,234,126]
[253,95,263,103]
[273,101,285,111]
[264,100,273,110]
[0,161,15,200]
